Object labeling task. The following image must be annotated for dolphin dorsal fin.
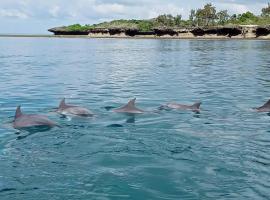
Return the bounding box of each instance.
[192,102,201,109]
[262,99,270,108]
[59,98,66,109]
[127,98,136,108]
[15,106,22,119]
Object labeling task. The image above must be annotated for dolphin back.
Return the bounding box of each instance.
[259,99,270,109]
[256,99,270,112]
[191,102,201,110]
[64,107,93,116]
[113,98,144,114]
[13,114,57,129]
[15,106,23,119]
[57,98,93,117]
[160,101,201,112]
[59,98,67,109]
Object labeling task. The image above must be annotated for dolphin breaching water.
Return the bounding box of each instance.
[160,102,202,112]
[254,99,270,112]
[113,98,144,114]
[56,98,94,117]
[13,106,57,129]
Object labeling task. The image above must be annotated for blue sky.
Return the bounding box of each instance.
[0,0,268,34]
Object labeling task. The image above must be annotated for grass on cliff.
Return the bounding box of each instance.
[66,20,155,32]
[65,24,94,31]
[234,16,270,25]
[94,20,154,31]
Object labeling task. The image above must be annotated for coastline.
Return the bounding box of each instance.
[1,34,270,40]
[48,25,270,40]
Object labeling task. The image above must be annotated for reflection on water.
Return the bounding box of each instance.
[0,38,270,199]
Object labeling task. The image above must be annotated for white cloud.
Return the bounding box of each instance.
[0,0,266,33]
[0,9,28,19]
[216,1,265,15]
[93,3,125,15]
[230,4,249,14]
[0,0,265,21]
[49,5,60,17]
[222,3,249,14]
[148,4,185,18]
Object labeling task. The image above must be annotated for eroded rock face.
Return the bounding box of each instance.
[191,27,242,37]
[256,26,270,37]
[218,27,242,37]
[89,28,148,37]
[153,28,178,36]
[48,26,270,39]
[89,28,109,34]
[48,27,89,35]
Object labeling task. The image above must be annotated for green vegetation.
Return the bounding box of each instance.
[189,3,270,26]
[94,19,153,31]
[65,20,155,32]
[65,24,94,31]
[65,3,270,32]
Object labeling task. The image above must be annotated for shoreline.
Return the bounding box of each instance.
[1,34,270,40]
[48,25,270,40]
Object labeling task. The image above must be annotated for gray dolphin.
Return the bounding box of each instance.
[113,98,144,114]
[160,102,201,112]
[254,99,270,112]
[13,106,57,129]
[57,98,94,117]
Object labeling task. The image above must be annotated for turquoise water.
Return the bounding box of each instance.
[0,38,270,199]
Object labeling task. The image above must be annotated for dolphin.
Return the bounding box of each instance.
[113,98,144,114]
[254,99,270,112]
[13,106,57,129]
[160,102,201,112]
[57,98,94,117]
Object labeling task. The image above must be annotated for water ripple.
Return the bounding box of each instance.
[0,38,270,199]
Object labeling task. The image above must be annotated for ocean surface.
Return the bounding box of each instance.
[0,37,270,200]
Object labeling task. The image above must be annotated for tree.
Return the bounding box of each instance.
[216,10,230,25]
[155,14,174,26]
[155,14,183,27]
[230,14,237,20]
[203,3,217,26]
[138,21,154,32]
[262,3,270,17]
[189,9,196,26]
[195,3,217,26]
[155,14,165,25]
[238,11,258,23]
[167,14,175,26]
[174,14,182,26]
[195,9,204,26]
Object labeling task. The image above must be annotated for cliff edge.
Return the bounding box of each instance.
[48,25,270,39]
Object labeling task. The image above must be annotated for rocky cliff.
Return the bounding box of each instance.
[48,25,270,39]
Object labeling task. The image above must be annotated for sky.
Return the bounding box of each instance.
[0,0,268,34]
